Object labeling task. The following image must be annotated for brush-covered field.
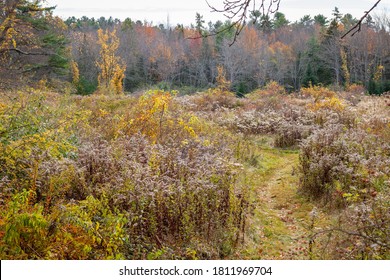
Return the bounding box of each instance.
[0,84,389,259]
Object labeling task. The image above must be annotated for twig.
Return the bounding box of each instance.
[188,0,280,46]
[8,48,49,56]
[186,21,239,46]
[341,0,382,39]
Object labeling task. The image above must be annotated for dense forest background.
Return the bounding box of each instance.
[1,1,390,95]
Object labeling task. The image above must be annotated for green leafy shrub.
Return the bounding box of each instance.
[0,190,48,259]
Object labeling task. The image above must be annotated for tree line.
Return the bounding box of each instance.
[1,1,390,94]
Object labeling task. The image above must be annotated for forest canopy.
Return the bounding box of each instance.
[1,0,389,94]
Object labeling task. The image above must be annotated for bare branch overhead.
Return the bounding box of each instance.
[341,0,382,39]
[188,0,281,46]
[189,0,383,45]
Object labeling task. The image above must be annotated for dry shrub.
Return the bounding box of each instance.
[357,96,390,141]
[274,122,312,148]
[299,125,390,205]
[244,82,288,112]
[338,193,390,259]
[249,81,286,97]
[296,94,390,260]
[229,110,283,135]
[346,83,366,95]
[0,89,249,259]
[310,191,390,260]
[219,99,315,148]
[193,89,241,111]
[111,135,246,257]
[38,132,247,259]
[338,84,366,105]
[273,105,317,148]
[192,66,242,112]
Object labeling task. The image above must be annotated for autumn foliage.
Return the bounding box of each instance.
[96,29,126,94]
[1,2,390,261]
[0,88,250,259]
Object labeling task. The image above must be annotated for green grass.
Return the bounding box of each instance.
[236,136,331,259]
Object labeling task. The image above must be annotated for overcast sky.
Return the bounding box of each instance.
[46,0,390,26]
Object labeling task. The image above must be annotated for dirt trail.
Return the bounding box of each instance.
[241,147,318,259]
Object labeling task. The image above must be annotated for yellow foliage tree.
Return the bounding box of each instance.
[373,64,384,82]
[110,64,126,94]
[216,65,231,92]
[132,90,174,142]
[70,60,80,85]
[96,29,126,94]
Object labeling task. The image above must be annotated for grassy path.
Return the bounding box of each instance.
[238,140,326,259]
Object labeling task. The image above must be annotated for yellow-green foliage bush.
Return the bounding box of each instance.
[1,190,49,259]
[0,91,88,200]
[301,85,336,101]
[301,85,345,112]
[307,96,345,112]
